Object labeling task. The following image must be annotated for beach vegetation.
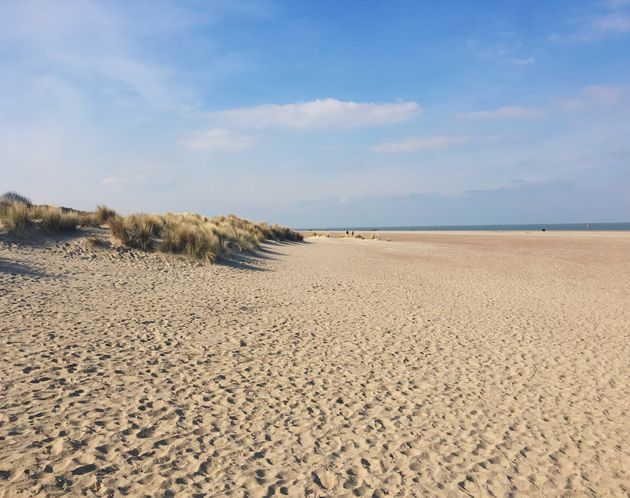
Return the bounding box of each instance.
[95,205,118,225]
[0,201,32,232]
[37,206,80,232]
[107,211,302,262]
[0,195,301,262]
[0,191,32,206]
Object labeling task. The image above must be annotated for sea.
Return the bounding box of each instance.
[303,222,630,232]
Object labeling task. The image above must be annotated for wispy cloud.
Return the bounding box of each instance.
[457,106,545,120]
[550,1,630,41]
[0,0,193,111]
[466,38,535,66]
[99,160,177,191]
[373,136,469,153]
[0,0,267,112]
[212,98,420,129]
[101,176,123,186]
[179,128,255,151]
[556,85,630,111]
[589,12,630,32]
[508,57,535,66]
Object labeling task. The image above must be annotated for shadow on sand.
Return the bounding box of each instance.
[220,240,307,272]
[0,228,307,273]
[0,227,104,248]
[0,257,53,278]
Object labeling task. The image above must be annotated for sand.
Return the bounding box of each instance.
[1,230,629,497]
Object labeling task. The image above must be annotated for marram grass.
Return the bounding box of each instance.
[0,193,302,263]
[105,210,302,262]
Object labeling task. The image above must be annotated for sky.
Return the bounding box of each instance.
[1,0,629,227]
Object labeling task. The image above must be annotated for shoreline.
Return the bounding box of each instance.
[298,222,630,233]
[306,229,630,241]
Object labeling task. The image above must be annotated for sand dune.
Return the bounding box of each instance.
[1,231,629,496]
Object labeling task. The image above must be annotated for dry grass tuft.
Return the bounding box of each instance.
[355,233,379,240]
[123,214,163,250]
[0,202,31,232]
[0,201,9,221]
[95,205,118,225]
[108,214,165,250]
[78,212,101,228]
[0,191,31,206]
[159,223,220,262]
[0,196,101,234]
[307,231,378,240]
[33,206,80,233]
[108,216,129,244]
[106,211,302,263]
[1,195,301,264]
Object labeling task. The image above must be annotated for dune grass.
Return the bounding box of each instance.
[159,222,221,262]
[95,205,118,225]
[0,190,102,234]
[33,206,81,233]
[106,211,302,262]
[0,193,302,262]
[108,213,163,251]
[0,202,31,232]
[0,202,95,234]
[0,191,32,206]
[307,231,379,240]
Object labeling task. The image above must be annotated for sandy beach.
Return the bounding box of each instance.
[1,231,629,497]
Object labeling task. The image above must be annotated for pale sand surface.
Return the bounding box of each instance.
[1,231,629,497]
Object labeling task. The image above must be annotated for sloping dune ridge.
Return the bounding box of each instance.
[1,231,629,496]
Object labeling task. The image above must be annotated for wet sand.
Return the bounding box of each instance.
[1,231,629,496]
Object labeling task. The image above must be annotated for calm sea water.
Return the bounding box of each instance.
[303,222,630,232]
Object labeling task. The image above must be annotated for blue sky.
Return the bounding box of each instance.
[1,0,629,226]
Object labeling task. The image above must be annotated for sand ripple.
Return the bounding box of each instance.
[1,233,629,496]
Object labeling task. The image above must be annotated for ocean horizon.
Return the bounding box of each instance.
[301,222,630,232]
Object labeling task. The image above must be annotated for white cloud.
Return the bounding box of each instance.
[179,128,254,151]
[556,85,630,111]
[98,161,178,192]
[212,98,420,129]
[457,106,545,120]
[551,2,630,41]
[466,38,535,66]
[589,12,630,32]
[466,40,514,60]
[101,176,123,185]
[508,57,535,66]
[373,136,469,153]
[0,0,195,111]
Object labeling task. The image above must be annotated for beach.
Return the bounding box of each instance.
[1,231,629,496]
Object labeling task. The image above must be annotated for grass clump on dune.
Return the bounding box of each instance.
[95,205,118,225]
[0,192,32,230]
[159,222,220,262]
[0,202,31,232]
[34,206,81,233]
[0,191,302,263]
[0,192,99,234]
[108,214,163,250]
[0,191,32,206]
[107,212,302,263]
